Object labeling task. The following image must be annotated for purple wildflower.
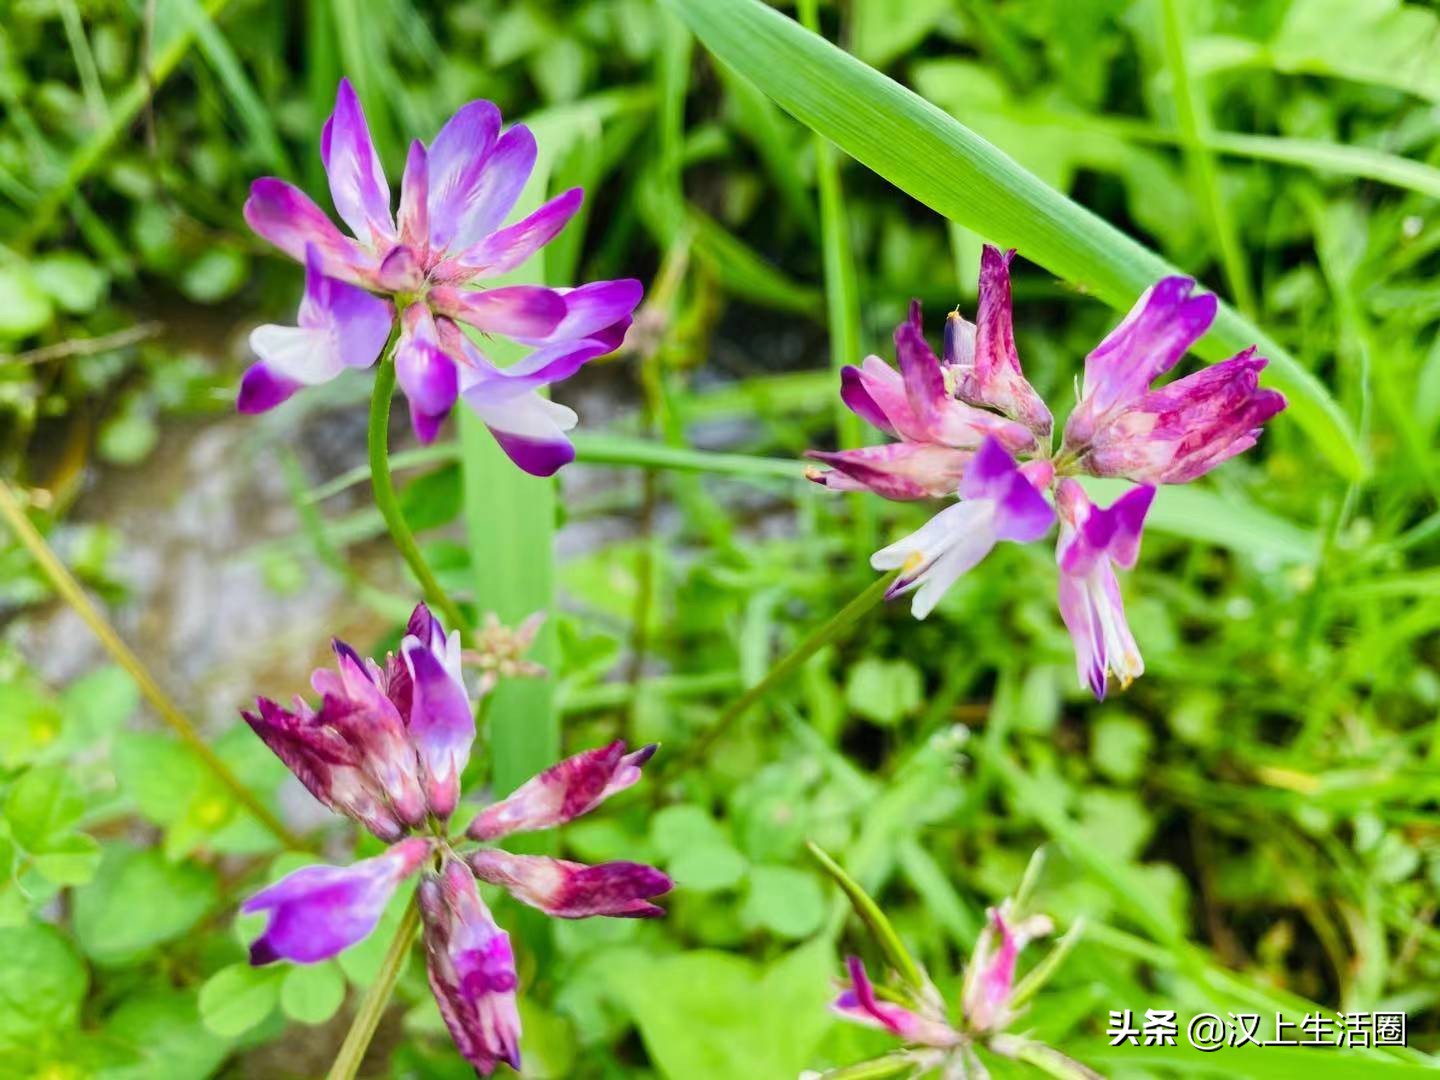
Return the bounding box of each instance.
[238,602,670,1076]
[240,79,643,474]
[808,245,1287,697]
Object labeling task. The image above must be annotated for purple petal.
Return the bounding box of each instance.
[1056,550,1142,699]
[804,444,971,501]
[236,362,301,414]
[1063,275,1218,451]
[437,123,537,256]
[375,244,424,293]
[244,178,378,286]
[395,304,459,423]
[320,78,394,247]
[467,850,672,919]
[398,140,430,250]
[402,634,474,821]
[839,364,896,435]
[461,386,580,477]
[419,860,522,1076]
[468,740,656,841]
[518,278,644,346]
[429,284,567,338]
[243,838,429,965]
[893,301,948,436]
[424,100,503,254]
[490,428,576,476]
[446,186,582,279]
[955,246,1053,437]
[831,956,957,1047]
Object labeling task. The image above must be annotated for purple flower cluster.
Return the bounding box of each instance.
[238,80,642,476]
[240,604,670,1075]
[808,246,1286,698]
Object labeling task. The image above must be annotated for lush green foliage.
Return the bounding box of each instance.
[4,0,1440,1076]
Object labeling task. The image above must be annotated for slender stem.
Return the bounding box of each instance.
[368,348,471,639]
[0,479,306,850]
[326,893,421,1080]
[667,569,899,772]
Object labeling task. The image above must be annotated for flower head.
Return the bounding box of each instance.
[240,79,643,473]
[810,246,1287,698]
[238,603,669,1076]
[831,956,958,1048]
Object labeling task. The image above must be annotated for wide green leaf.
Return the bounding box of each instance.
[663,0,1363,479]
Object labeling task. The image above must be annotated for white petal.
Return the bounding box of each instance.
[248,324,341,385]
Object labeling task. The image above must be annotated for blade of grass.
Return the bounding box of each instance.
[1158,0,1255,318]
[663,0,1363,479]
[807,840,926,992]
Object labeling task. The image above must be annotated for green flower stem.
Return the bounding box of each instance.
[0,479,307,851]
[807,840,926,992]
[368,345,471,640]
[667,569,900,774]
[325,892,422,1080]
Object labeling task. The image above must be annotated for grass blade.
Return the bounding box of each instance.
[663,0,1363,479]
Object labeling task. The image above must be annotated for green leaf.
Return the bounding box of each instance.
[198,962,283,1037]
[178,246,248,304]
[32,833,102,887]
[668,842,748,893]
[280,961,347,1025]
[0,921,88,1050]
[0,265,55,339]
[664,0,1362,478]
[740,865,826,940]
[72,844,219,965]
[0,678,64,767]
[844,657,922,726]
[611,942,834,1080]
[99,989,232,1080]
[59,666,139,744]
[1264,0,1440,103]
[4,766,84,850]
[31,253,109,314]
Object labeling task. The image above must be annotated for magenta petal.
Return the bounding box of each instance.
[839,365,895,435]
[832,956,958,1047]
[467,849,672,919]
[420,860,522,1076]
[450,186,582,278]
[300,246,392,370]
[468,741,656,841]
[398,140,430,250]
[244,178,377,286]
[430,284,566,339]
[320,78,394,247]
[959,438,1055,545]
[538,279,644,343]
[489,429,575,477]
[402,635,473,821]
[805,444,971,501]
[441,123,537,255]
[424,100,503,254]
[893,302,948,436]
[237,362,301,414]
[243,838,429,965]
[395,305,459,420]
